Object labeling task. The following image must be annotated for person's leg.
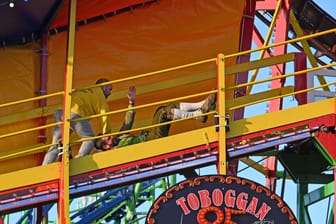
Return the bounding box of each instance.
[200,93,217,113]
[71,113,96,158]
[146,103,179,140]
[42,110,63,165]
[179,100,205,112]
[171,94,217,122]
[178,92,216,112]
[170,107,203,120]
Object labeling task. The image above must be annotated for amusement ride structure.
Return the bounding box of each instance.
[0,0,335,223]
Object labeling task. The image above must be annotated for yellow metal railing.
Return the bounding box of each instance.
[0,28,335,165]
[0,71,334,161]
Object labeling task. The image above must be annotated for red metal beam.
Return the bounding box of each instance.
[294,52,308,105]
[234,0,255,120]
[229,0,256,176]
[256,0,291,191]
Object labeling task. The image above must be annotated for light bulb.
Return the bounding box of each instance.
[9,1,14,8]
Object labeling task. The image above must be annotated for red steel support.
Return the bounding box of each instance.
[265,0,291,192]
[229,0,256,176]
[269,0,290,109]
[255,0,291,191]
[294,52,308,105]
[234,0,255,121]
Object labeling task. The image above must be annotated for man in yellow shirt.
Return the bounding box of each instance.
[42,78,113,165]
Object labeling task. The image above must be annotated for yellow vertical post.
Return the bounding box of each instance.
[216,53,226,175]
[59,0,77,223]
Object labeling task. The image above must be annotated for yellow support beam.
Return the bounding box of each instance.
[70,126,218,175]
[59,0,77,222]
[217,53,226,175]
[0,162,60,191]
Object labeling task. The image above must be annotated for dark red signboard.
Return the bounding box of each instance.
[146,175,297,224]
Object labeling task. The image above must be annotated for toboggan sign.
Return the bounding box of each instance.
[146,175,298,224]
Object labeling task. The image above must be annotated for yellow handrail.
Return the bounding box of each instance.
[0,91,64,108]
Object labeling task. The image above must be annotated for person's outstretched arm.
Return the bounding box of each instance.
[119,86,136,132]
